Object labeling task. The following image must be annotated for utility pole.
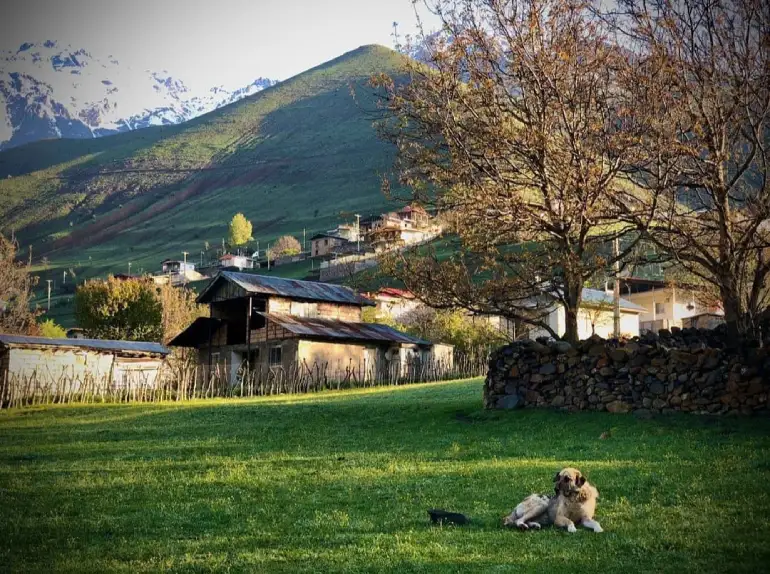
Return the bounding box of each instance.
[355,214,361,253]
[182,251,189,285]
[128,262,132,276]
[267,243,270,271]
[46,280,52,311]
[62,270,67,285]
[303,228,306,253]
[613,237,621,339]
[200,251,204,267]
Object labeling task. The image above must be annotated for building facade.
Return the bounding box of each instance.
[170,272,452,384]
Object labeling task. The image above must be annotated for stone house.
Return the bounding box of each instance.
[310,233,349,258]
[169,272,452,383]
[0,335,169,397]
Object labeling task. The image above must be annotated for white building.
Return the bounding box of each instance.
[620,278,724,333]
[218,254,255,270]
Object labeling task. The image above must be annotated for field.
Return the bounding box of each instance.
[1,379,769,573]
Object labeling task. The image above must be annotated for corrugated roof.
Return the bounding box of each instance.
[168,317,223,348]
[199,272,375,306]
[0,335,169,355]
[260,313,431,345]
[581,288,646,312]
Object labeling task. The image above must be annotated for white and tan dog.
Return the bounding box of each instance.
[503,467,603,533]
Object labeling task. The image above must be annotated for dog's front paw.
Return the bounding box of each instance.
[592,524,603,533]
[526,522,542,530]
[567,523,577,533]
[515,519,529,530]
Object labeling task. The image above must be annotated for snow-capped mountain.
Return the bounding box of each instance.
[0,41,277,150]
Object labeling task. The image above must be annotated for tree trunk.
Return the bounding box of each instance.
[720,285,745,343]
[563,281,582,345]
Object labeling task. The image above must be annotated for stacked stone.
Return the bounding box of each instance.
[484,328,769,416]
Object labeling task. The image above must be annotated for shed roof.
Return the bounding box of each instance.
[168,317,223,347]
[0,335,169,355]
[260,313,431,345]
[198,272,375,306]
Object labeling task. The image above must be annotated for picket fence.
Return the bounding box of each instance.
[0,353,489,408]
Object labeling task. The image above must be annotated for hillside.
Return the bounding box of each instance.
[0,44,406,284]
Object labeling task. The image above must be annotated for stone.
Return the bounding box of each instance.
[610,349,628,363]
[496,394,521,410]
[652,398,667,409]
[530,374,544,383]
[748,378,764,396]
[596,357,609,368]
[509,366,519,378]
[677,373,689,383]
[504,383,518,395]
[649,381,665,395]
[539,363,557,375]
[551,341,573,354]
[531,342,552,355]
[670,350,697,365]
[633,408,653,419]
[669,395,682,406]
[551,395,566,407]
[642,397,652,408]
[599,367,615,377]
[606,400,631,414]
[588,344,607,357]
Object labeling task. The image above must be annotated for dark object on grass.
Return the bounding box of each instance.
[428,509,470,525]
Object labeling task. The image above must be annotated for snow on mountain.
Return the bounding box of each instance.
[0,41,277,150]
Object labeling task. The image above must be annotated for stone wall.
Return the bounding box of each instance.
[484,328,769,416]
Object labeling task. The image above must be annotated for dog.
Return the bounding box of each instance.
[503,467,603,533]
[428,509,470,526]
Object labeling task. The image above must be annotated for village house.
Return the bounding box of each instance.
[619,278,724,333]
[0,335,169,399]
[218,253,255,270]
[170,272,453,384]
[153,259,206,285]
[310,233,349,258]
[367,205,442,253]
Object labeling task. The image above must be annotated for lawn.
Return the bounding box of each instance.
[1,379,769,573]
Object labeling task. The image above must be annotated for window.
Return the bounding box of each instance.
[269,345,282,366]
[655,302,666,315]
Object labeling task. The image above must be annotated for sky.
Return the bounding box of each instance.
[0,0,441,91]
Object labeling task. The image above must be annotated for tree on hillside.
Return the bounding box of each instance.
[0,234,40,335]
[75,277,206,343]
[228,213,253,247]
[373,0,651,343]
[603,0,770,339]
[268,235,302,258]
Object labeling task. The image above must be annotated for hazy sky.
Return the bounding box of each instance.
[0,0,439,90]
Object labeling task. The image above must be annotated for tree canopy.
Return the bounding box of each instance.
[228,213,253,247]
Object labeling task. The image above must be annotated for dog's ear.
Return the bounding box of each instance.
[553,472,561,483]
[576,475,586,487]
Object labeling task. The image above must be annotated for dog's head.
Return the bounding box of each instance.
[553,467,587,496]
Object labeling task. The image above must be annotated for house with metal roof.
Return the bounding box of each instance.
[0,335,169,401]
[170,272,453,384]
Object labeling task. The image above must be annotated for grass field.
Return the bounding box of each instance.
[1,379,769,573]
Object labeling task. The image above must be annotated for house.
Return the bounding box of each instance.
[0,335,169,400]
[153,259,206,285]
[366,287,422,321]
[528,288,647,340]
[310,233,349,258]
[169,272,452,383]
[619,278,724,333]
[367,206,442,253]
[218,253,255,270]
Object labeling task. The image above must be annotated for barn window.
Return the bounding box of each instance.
[269,345,282,366]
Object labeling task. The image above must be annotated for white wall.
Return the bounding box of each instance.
[527,305,640,340]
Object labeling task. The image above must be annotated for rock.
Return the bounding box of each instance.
[539,363,557,375]
[504,383,518,395]
[551,395,566,407]
[670,350,697,365]
[649,381,665,395]
[551,341,573,354]
[669,395,682,406]
[509,366,519,377]
[642,397,652,408]
[530,374,544,383]
[610,349,628,363]
[531,342,552,355]
[652,398,667,409]
[599,367,615,377]
[588,344,607,357]
[496,394,521,409]
[748,378,764,396]
[606,400,631,414]
[633,409,653,419]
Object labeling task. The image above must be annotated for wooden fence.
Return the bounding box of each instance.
[0,353,489,408]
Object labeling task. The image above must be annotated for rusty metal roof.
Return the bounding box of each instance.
[260,313,431,345]
[0,334,169,355]
[198,271,375,306]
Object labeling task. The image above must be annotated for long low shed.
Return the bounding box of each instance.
[0,335,170,401]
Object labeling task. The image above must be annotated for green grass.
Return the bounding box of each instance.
[1,379,769,573]
[0,44,406,282]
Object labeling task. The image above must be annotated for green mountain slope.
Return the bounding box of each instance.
[0,44,405,279]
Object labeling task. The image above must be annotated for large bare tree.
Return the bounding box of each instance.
[0,234,39,336]
[374,0,650,343]
[605,0,770,339]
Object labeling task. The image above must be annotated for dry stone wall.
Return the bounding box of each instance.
[484,327,769,416]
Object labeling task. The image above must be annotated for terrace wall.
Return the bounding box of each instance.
[484,328,769,416]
